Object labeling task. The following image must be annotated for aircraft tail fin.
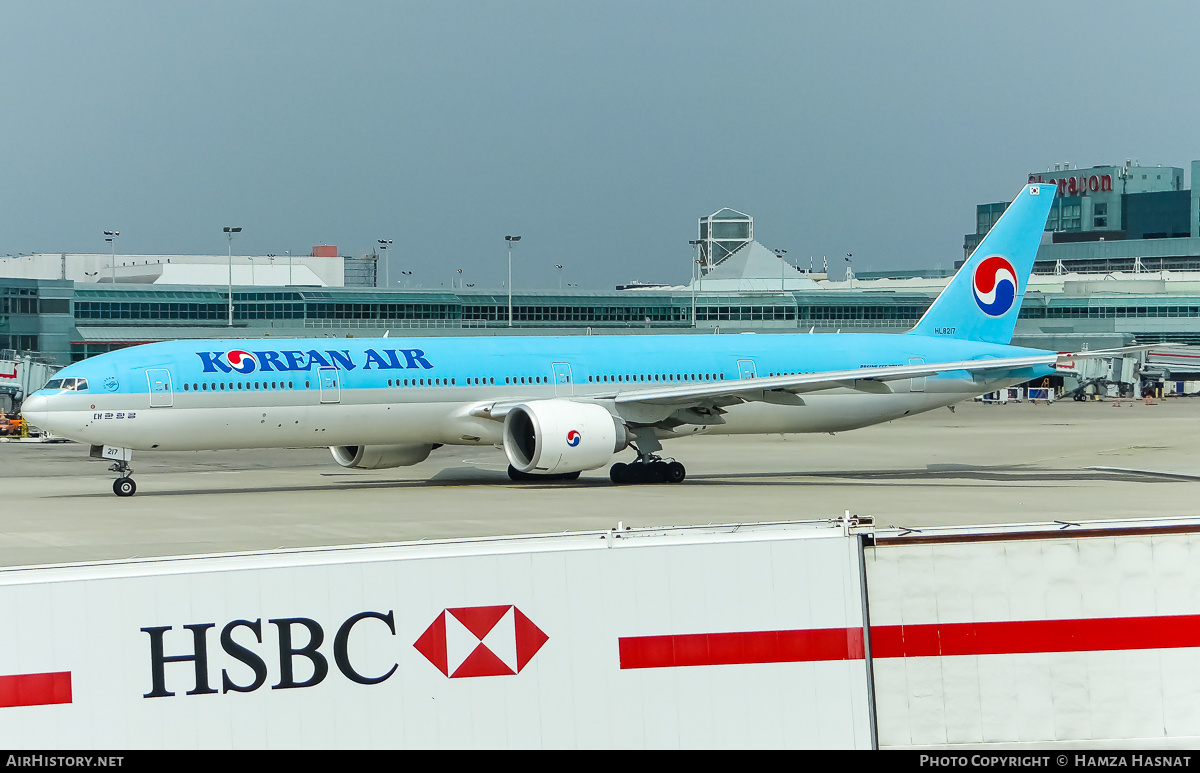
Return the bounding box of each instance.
[908,184,1056,344]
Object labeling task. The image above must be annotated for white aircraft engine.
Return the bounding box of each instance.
[503,399,628,475]
[330,444,434,469]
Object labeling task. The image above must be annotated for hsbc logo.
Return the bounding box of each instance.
[141,605,548,699]
[414,606,548,678]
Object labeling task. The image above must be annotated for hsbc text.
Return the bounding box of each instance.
[141,612,397,698]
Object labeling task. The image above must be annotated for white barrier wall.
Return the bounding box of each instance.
[0,523,873,749]
[866,527,1200,748]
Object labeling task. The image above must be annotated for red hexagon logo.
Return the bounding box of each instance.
[414,605,548,678]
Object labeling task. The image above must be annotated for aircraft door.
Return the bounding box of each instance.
[146,369,173,407]
[737,359,757,380]
[553,362,573,396]
[318,367,341,404]
[908,357,926,392]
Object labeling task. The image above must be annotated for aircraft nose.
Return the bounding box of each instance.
[20,393,48,427]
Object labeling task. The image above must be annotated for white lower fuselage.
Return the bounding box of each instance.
[36,377,1007,453]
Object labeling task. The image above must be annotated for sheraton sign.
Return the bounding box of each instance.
[1028,172,1112,197]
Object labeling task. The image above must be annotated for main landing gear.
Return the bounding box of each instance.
[609,457,686,485]
[610,431,686,485]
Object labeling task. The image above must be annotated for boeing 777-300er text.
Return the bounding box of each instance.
[23,184,1118,496]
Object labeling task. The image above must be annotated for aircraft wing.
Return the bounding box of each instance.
[470,347,1146,421]
[1055,343,1177,361]
[608,353,1060,407]
[612,345,1172,408]
[469,352,1060,420]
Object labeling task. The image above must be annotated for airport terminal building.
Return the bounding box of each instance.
[7,159,1200,387]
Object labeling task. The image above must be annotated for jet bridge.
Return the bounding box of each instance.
[1140,345,1200,395]
[1062,350,1141,399]
[0,353,57,413]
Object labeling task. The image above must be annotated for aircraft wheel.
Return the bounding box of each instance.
[113,477,137,497]
[648,461,669,484]
[665,461,686,484]
[610,463,628,484]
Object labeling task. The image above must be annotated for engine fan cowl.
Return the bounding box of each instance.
[503,399,628,475]
[330,444,435,469]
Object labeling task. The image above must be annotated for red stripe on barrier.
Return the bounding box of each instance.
[619,615,1200,670]
[0,672,72,708]
[870,615,1200,658]
[619,628,865,669]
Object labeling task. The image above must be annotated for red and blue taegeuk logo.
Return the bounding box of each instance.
[972,255,1017,317]
[566,430,581,447]
[226,350,258,374]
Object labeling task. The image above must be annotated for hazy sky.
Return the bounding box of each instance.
[3,1,1198,290]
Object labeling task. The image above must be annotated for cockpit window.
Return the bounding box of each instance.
[42,378,88,391]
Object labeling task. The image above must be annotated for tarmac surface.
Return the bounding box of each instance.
[2,396,1199,567]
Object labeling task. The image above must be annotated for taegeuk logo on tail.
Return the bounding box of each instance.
[972,255,1017,317]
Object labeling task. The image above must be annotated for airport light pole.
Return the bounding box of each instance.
[505,235,521,326]
[554,264,563,290]
[845,253,853,289]
[104,231,119,283]
[377,239,392,289]
[224,226,242,325]
[689,240,702,327]
[286,250,292,285]
[775,248,788,291]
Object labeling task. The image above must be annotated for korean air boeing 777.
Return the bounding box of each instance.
[23,185,1097,496]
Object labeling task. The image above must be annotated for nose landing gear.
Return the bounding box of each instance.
[113,475,137,497]
[109,459,136,497]
[91,445,137,497]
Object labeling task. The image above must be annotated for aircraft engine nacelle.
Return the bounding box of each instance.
[330,444,434,470]
[503,399,628,475]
